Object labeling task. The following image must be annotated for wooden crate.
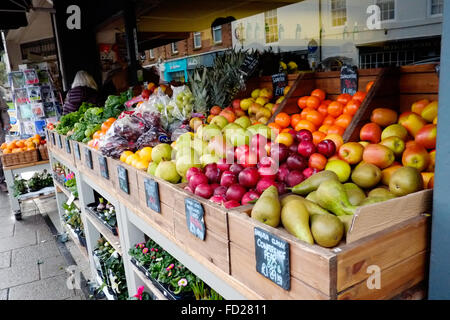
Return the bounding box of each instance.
[80,144,100,177]
[108,158,140,207]
[228,205,430,300]
[236,74,301,99]
[171,184,230,274]
[344,64,439,142]
[135,170,177,237]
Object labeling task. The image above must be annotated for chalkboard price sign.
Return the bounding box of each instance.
[340,65,358,96]
[74,143,81,160]
[98,156,109,180]
[65,138,71,154]
[51,132,56,146]
[272,73,288,97]
[117,165,129,194]
[239,55,259,79]
[85,148,93,169]
[184,198,205,240]
[254,227,290,290]
[144,178,160,213]
[57,134,62,149]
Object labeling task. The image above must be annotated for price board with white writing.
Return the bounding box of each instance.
[98,156,109,180]
[144,178,160,213]
[117,165,129,194]
[184,198,205,240]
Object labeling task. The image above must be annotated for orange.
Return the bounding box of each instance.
[317,104,329,116]
[297,96,309,109]
[281,128,294,133]
[352,91,367,103]
[275,132,294,147]
[15,140,25,148]
[275,113,291,128]
[300,108,314,120]
[311,89,326,101]
[219,109,236,123]
[268,123,282,135]
[26,146,35,151]
[32,138,40,145]
[93,131,102,140]
[327,125,346,136]
[337,94,352,106]
[7,142,16,150]
[318,125,330,134]
[120,151,134,163]
[290,114,302,129]
[327,101,344,117]
[366,81,374,92]
[309,153,328,170]
[322,100,332,106]
[323,115,336,126]
[305,110,324,127]
[294,120,316,133]
[12,148,22,153]
[1,142,7,150]
[306,96,321,109]
[33,134,41,140]
[343,99,361,116]
[134,159,150,171]
[312,131,327,146]
[2,149,11,154]
[334,114,353,129]
[324,134,344,150]
[25,141,35,148]
[87,140,95,148]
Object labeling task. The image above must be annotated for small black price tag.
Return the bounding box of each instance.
[74,143,81,160]
[240,55,259,79]
[51,132,56,146]
[144,178,160,213]
[254,227,290,290]
[65,138,71,154]
[117,165,129,194]
[57,134,62,149]
[340,64,358,95]
[184,198,205,240]
[85,148,93,169]
[98,156,109,180]
[272,73,288,97]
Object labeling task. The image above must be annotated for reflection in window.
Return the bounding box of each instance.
[376,0,395,21]
[264,9,279,43]
[331,0,347,27]
[213,26,222,43]
[431,0,443,15]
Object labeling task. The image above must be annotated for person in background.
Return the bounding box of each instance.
[63,70,99,115]
[0,93,11,192]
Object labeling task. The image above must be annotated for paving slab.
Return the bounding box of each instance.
[12,241,61,266]
[0,224,14,239]
[0,289,7,300]
[39,255,68,280]
[8,274,83,300]
[0,258,40,290]
[0,215,16,226]
[0,251,11,269]
[0,231,37,253]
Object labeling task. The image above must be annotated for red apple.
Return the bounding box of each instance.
[402,144,430,172]
[238,168,260,188]
[204,163,221,184]
[256,178,278,194]
[220,171,237,187]
[285,171,305,187]
[286,154,308,171]
[210,195,226,205]
[224,200,241,209]
[297,141,316,158]
[398,112,427,137]
[226,184,247,202]
[317,139,336,158]
[189,173,209,191]
[217,158,231,172]
[362,144,395,169]
[229,164,244,175]
[270,143,289,163]
[235,145,250,161]
[238,151,258,168]
[303,167,318,179]
[241,191,260,205]
[276,182,287,195]
[232,99,241,109]
[186,167,203,183]
[258,166,277,180]
[338,142,364,165]
[277,165,290,182]
[296,129,313,143]
[360,123,382,144]
[415,124,437,150]
[195,184,214,199]
[213,186,228,197]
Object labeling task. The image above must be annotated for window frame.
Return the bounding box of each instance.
[149,49,154,59]
[429,0,444,17]
[193,32,202,49]
[171,42,178,54]
[374,0,397,23]
[329,0,348,28]
[212,26,223,44]
[264,9,279,44]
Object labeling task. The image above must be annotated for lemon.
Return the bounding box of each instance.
[139,147,153,162]
[126,154,139,166]
[120,151,134,163]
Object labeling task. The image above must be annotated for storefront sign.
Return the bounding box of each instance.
[254,227,290,290]
[99,156,109,180]
[144,178,160,213]
[272,73,288,97]
[85,148,93,170]
[340,65,358,95]
[117,165,129,194]
[184,198,205,240]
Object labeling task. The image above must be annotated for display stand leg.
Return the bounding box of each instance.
[3,168,21,220]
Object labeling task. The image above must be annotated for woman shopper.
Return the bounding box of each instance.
[62,71,99,115]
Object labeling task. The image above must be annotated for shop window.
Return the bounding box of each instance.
[171,42,178,54]
[20,38,57,61]
[376,0,396,21]
[264,9,279,43]
[149,49,154,59]
[430,0,443,16]
[194,32,202,48]
[213,26,222,44]
[330,0,347,27]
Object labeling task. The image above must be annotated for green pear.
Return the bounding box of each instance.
[351,163,382,189]
[338,215,353,234]
[316,180,357,216]
[291,170,339,196]
[251,186,281,227]
[359,196,392,206]
[305,191,318,203]
[176,153,201,178]
[210,115,228,129]
[281,195,330,216]
[202,124,222,141]
[389,167,423,197]
[200,154,220,168]
[281,200,314,244]
[311,214,344,248]
[234,116,251,129]
[147,162,158,176]
[343,183,366,206]
[367,188,396,199]
[152,144,173,164]
[155,161,181,184]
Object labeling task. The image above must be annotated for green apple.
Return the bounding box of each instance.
[380,136,406,157]
[234,116,251,129]
[325,160,352,183]
[210,115,228,129]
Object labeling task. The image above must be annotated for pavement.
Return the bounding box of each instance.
[0,191,91,300]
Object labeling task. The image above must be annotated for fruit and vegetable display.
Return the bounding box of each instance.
[129,239,223,300]
[1,134,46,154]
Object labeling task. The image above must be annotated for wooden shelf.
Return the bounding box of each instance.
[130,264,168,300]
[54,179,80,209]
[3,160,49,171]
[84,209,122,256]
[63,223,88,260]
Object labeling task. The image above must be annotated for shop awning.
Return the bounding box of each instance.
[0,0,32,29]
